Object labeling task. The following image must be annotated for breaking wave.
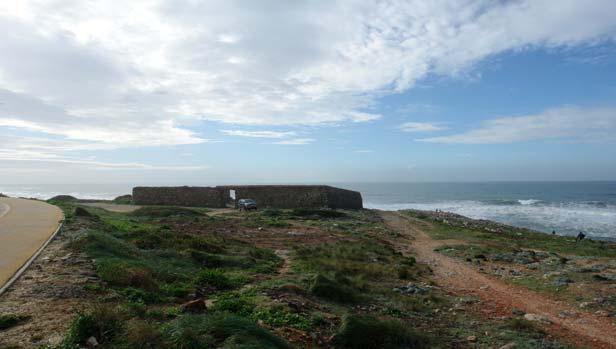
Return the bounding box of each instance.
[366,199,616,239]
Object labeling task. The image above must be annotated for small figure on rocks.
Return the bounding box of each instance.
[575,231,586,243]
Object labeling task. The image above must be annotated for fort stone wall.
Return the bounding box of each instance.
[132,185,363,209]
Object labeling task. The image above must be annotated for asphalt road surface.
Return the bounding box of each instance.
[0,198,63,289]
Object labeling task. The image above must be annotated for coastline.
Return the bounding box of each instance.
[400,208,616,243]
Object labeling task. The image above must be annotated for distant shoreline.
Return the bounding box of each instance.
[400,208,616,243]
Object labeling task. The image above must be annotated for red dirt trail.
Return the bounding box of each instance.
[380,211,616,349]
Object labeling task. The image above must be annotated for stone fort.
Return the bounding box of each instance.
[132,185,363,209]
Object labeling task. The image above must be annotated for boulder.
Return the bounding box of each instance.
[523,313,550,323]
[86,336,99,347]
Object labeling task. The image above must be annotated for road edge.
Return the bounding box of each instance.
[0,203,65,296]
[0,202,10,219]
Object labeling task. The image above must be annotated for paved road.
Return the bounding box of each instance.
[0,198,63,289]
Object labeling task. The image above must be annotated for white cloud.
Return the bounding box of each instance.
[221,130,296,138]
[418,106,616,144]
[272,138,314,145]
[399,122,447,133]
[0,0,615,155]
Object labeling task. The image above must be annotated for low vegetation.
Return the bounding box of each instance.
[0,204,581,348]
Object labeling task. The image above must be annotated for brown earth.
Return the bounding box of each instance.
[0,216,98,348]
[380,211,616,349]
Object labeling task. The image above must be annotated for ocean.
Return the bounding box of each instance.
[343,182,616,240]
[2,181,615,240]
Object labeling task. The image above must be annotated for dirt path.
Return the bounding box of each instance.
[380,211,616,349]
[0,198,63,290]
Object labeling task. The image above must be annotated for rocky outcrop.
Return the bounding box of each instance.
[112,195,133,204]
[49,195,77,202]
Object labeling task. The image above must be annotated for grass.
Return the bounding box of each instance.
[130,206,204,218]
[309,274,360,304]
[0,313,30,330]
[63,305,126,346]
[164,313,291,349]
[333,315,433,349]
[30,202,579,348]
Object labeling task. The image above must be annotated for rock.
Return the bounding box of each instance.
[553,278,573,287]
[594,310,610,317]
[86,336,99,347]
[542,271,562,279]
[467,335,477,342]
[393,282,428,295]
[524,313,550,323]
[558,310,578,318]
[579,302,593,308]
[511,308,525,316]
[499,342,516,349]
[180,298,207,313]
[593,274,616,281]
[60,253,73,261]
[578,264,610,273]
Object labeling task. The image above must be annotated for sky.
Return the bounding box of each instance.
[1,0,616,185]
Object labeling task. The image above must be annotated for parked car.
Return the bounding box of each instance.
[237,198,257,211]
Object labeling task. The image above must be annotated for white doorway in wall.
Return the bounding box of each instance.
[229,189,236,200]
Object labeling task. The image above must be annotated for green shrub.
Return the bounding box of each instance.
[74,206,96,218]
[252,307,311,330]
[401,256,416,266]
[113,195,133,204]
[309,274,359,303]
[118,287,165,304]
[506,318,543,333]
[0,313,30,330]
[135,232,165,249]
[211,293,256,317]
[164,313,290,349]
[194,269,236,290]
[64,305,125,346]
[187,236,225,253]
[96,261,158,290]
[131,207,202,218]
[397,267,410,280]
[333,315,432,349]
[189,250,252,268]
[73,231,140,259]
[124,321,169,349]
[261,209,284,217]
[291,209,347,219]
